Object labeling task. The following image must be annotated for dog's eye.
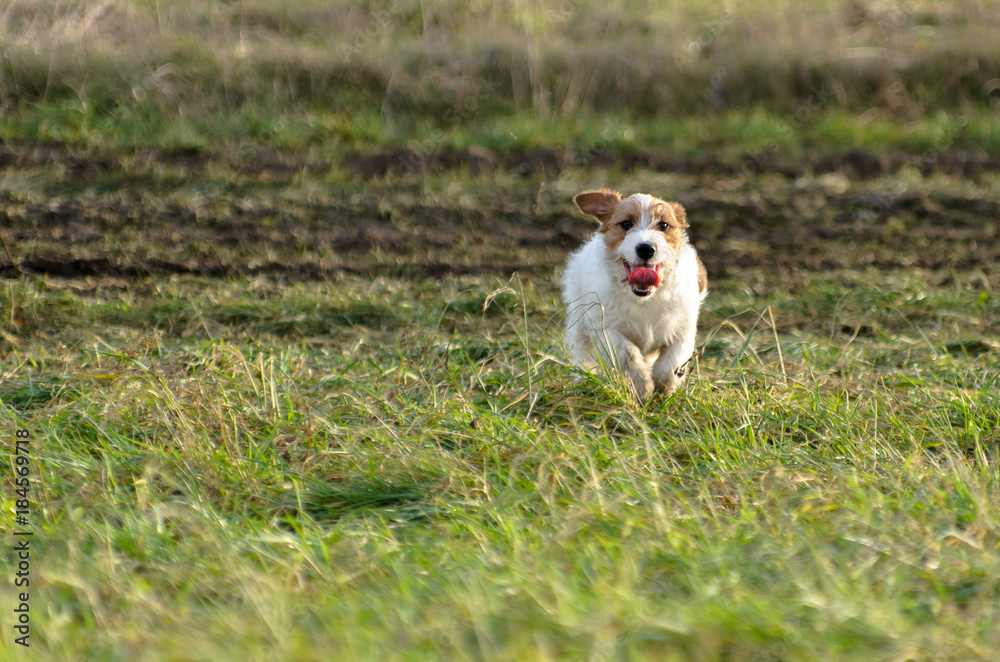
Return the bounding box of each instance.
[620,220,634,230]
[657,221,670,231]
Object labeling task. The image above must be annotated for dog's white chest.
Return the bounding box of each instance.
[618,292,688,355]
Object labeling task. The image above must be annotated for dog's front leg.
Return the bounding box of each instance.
[594,331,653,402]
[651,334,696,395]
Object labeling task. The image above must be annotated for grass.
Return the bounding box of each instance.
[2,0,999,163]
[6,99,1000,164]
[2,1,1000,660]
[1,235,999,659]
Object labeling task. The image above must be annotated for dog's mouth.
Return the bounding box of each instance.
[623,260,661,297]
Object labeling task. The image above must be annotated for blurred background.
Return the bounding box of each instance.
[2,0,998,283]
[2,0,997,171]
[3,4,1000,659]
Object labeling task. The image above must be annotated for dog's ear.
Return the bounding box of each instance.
[671,203,689,229]
[574,189,621,223]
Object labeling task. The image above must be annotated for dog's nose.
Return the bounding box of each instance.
[635,243,655,261]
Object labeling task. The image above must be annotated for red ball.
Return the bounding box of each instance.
[629,267,660,288]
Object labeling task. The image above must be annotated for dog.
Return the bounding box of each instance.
[562,189,707,402]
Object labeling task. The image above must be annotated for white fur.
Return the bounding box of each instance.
[562,193,706,402]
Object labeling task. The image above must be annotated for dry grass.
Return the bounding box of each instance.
[2,0,999,122]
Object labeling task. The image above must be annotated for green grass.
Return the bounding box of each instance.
[4,98,999,165]
[2,1,1000,659]
[2,256,999,660]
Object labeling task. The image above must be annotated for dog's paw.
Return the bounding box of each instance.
[653,358,690,395]
[653,379,678,396]
[628,371,655,403]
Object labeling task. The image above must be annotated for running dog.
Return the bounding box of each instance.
[562,189,707,402]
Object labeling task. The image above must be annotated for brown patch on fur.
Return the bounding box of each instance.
[669,203,688,228]
[650,201,688,252]
[597,196,641,255]
[697,255,707,294]
[574,189,621,223]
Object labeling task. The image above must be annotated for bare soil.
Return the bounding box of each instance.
[2,140,998,291]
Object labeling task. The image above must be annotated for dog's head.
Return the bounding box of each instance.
[573,189,689,298]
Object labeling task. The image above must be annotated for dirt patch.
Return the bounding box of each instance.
[1,140,998,287]
[0,138,328,182]
[339,145,1000,181]
[3,136,996,187]
[3,186,998,285]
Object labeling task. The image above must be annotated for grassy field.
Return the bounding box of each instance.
[2,1,1000,660]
